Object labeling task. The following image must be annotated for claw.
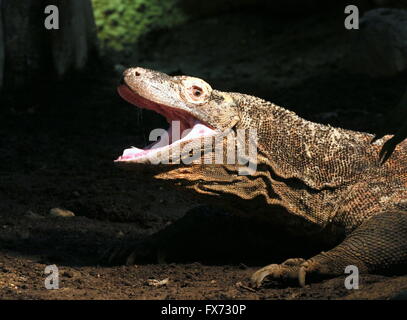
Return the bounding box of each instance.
[298,266,306,287]
[250,262,305,288]
[250,264,280,288]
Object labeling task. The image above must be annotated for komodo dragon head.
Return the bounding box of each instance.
[116,67,260,199]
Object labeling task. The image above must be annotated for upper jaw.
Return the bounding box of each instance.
[122,67,191,112]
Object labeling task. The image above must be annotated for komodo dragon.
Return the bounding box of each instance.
[115,67,407,287]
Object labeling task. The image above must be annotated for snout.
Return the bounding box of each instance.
[118,67,182,109]
[120,67,145,85]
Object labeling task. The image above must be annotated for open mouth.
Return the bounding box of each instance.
[115,84,217,163]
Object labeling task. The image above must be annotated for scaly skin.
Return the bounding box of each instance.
[116,67,407,287]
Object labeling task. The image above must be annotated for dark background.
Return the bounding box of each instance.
[0,0,406,299]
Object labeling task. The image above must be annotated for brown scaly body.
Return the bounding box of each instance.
[116,67,407,287]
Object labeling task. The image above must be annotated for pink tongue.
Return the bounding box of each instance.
[119,148,149,160]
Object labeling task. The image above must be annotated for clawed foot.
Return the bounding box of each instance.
[251,258,309,288]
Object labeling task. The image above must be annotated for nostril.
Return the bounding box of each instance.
[123,67,143,78]
[133,67,144,77]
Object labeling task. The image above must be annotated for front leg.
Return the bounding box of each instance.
[252,211,407,287]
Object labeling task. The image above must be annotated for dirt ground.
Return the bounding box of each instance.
[0,11,406,300]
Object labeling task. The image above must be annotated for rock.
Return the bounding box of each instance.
[346,8,407,77]
[146,278,170,287]
[49,208,75,218]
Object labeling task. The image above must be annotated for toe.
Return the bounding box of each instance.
[250,264,288,288]
[251,262,308,288]
[282,258,306,266]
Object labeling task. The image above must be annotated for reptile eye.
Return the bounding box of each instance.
[192,86,203,97]
[181,78,212,104]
